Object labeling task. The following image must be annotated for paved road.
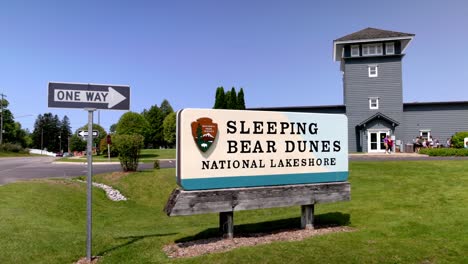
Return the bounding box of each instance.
[0,157,175,185]
[2,154,467,185]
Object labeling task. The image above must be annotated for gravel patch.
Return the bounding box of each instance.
[76,180,127,201]
[75,256,99,264]
[164,226,354,258]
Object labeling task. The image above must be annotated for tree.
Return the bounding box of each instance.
[213,87,226,109]
[163,112,177,147]
[77,123,107,153]
[142,105,163,148]
[113,134,144,171]
[0,98,21,145]
[237,88,246,110]
[214,87,243,110]
[31,113,61,152]
[160,99,174,119]
[59,116,72,152]
[142,99,175,148]
[116,112,149,138]
[109,123,117,134]
[69,134,86,152]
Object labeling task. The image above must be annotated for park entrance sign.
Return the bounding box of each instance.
[176,109,348,190]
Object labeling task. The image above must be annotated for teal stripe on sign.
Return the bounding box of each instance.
[180,171,348,190]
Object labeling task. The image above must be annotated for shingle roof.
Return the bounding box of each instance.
[335,27,414,42]
[357,112,400,127]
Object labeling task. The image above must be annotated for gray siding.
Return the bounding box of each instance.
[401,103,468,148]
[344,56,403,152]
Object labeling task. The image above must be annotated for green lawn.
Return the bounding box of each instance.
[1,161,468,263]
[0,151,32,157]
[57,148,176,163]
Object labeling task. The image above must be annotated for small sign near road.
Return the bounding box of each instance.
[48,82,130,110]
[77,130,99,138]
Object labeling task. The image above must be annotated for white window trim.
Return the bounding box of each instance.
[368,65,378,77]
[351,45,360,57]
[369,97,379,109]
[386,42,395,55]
[419,130,431,139]
[362,43,383,56]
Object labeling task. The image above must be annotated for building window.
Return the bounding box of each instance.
[362,43,383,56]
[351,45,360,57]
[419,130,431,139]
[369,97,379,109]
[368,65,378,77]
[386,42,395,55]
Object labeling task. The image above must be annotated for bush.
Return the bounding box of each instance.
[419,148,468,156]
[113,134,144,172]
[99,137,118,157]
[0,143,27,153]
[451,132,468,148]
[69,135,86,152]
[154,160,160,169]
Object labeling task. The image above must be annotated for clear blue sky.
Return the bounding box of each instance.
[1,0,467,132]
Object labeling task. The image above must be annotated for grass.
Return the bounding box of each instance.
[1,161,468,263]
[57,148,176,163]
[0,151,32,157]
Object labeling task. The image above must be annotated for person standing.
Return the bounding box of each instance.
[387,136,393,154]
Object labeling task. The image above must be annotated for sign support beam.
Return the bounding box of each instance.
[86,109,95,261]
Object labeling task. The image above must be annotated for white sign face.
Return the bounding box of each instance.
[464,137,468,149]
[177,109,348,190]
[48,82,130,110]
[77,130,99,138]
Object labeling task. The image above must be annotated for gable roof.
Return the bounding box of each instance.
[333,27,415,62]
[335,27,414,42]
[357,112,400,127]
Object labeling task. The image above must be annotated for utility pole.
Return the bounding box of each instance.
[0,93,6,145]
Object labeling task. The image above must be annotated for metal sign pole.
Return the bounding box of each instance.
[86,109,95,261]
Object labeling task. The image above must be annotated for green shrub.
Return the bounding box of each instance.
[99,137,118,157]
[451,131,468,148]
[113,134,144,171]
[0,143,27,153]
[419,148,468,156]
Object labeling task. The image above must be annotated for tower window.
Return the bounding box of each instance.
[369,97,379,109]
[351,45,360,57]
[368,65,378,77]
[362,43,383,56]
[386,42,395,55]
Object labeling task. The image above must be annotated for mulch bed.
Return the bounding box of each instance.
[164,226,354,258]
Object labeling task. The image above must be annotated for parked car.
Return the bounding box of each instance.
[55,152,63,157]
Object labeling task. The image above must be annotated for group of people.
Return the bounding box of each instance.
[413,136,442,152]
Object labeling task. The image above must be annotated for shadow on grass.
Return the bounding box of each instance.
[97,232,177,256]
[176,212,350,243]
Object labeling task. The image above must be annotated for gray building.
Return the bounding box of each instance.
[255,28,468,153]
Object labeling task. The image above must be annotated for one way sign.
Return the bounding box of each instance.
[48,82,130,110]
[77,130,99,138]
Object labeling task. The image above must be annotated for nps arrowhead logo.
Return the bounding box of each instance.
[191,118,218,153]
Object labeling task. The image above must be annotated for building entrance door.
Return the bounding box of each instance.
[368,130,389,153]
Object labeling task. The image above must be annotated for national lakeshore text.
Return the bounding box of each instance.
[202,120,343,171]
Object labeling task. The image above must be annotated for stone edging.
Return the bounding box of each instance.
[76,180,127,201]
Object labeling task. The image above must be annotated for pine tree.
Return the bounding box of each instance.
[237,88,246,110]
[213,87,226,109]
[226,87,237,109]
[60,116,72,152]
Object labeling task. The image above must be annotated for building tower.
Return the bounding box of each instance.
[333,28,414,152]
